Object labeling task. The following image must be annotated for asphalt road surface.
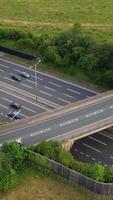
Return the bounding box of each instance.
[0,96,113,152]
[71,130,113,167]
[0,58,97,107]
[1,57,113,167]
[0,90,47,122]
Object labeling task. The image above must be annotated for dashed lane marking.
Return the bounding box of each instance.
[0,103,8,109]
[44,86,56,92]
[39,90,53,97]
[88,136,107,146]
[22,106,36,113]
[58,97,70,104]
[49,81,62,88]
[83,143,101,153]
[2,97,12,103]
[67,88,80,94]
[21,83,33,89]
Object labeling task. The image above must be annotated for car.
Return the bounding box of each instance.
[8,111,21,120]
[10,102,21,110]
[15,138,22,145]
[19,71,30,78]
[11,75,22,81]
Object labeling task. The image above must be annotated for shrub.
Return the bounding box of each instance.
[2,141,27,171]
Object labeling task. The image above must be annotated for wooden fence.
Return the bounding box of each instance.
[29,152,113,195]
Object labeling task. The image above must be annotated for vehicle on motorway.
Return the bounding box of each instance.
[15,138,22,145]
[8,111,21,120]
[19,71,30,78]
[11,75,22,81]
[10,102,21,110]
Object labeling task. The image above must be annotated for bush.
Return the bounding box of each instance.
[33,140,62,161]
[0,154,17,191]
[2,141,27,171]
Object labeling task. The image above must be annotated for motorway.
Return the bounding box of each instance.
[0,89,48,122]
[71,130,113,167]
[1,57,113,167]
[0,58,97,107]
[0,96,113,148]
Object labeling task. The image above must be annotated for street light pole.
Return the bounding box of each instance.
[35,58,41,101]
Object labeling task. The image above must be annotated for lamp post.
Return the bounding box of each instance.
[35,58,41,101]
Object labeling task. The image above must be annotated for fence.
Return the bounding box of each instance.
[0,45,36,60]
[29,152,113,195]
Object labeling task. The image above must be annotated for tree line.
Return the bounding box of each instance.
[0,140,113,192]
[0,24,113,88]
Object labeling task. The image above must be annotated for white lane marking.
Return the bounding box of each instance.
[86,95,92,98]
[74,149,78,152]
[110,156,113,160]
[4,77,15,82]
[99,132,113,140]
[26,79,34,84]
[86,155,90,158]
[0,58,98,95]
[22,106,36,113]
[110,105,113,109]
[21,83,33,89]
[44,86,56,92]
[14,69,21,73]
[104,164,108,167]
[9,72,13,76]
[30,127,51,137]
[39,90,52,97]
[83,143,101,153]
[20,113,27,117]
[92,157,96,161]
[0,69,4,72]
[85,109,103,118]
[59,118,79,127]
[2,97,12,103]
[49,81,62,87]
[0,88,48,111]
[31,75,43,81]
[64,93,74,98]
[58,98,70,104]
[88,136,107,146]
[0,103,8,109]
[67,88,80,94]
[98,161,102,164]
[0,82,59,108]
[0,63,9,68]
[80,151,84,155]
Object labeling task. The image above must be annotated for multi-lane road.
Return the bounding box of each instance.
[1,57,113,167]
[0,89,48,122]
[0,58,97,107]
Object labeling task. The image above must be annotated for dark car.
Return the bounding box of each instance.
[11,75,22,81]
[10,102,21,110]
[19,71,30,78]
[8,111,21,120]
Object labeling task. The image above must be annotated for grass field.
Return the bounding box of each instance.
[0,0,113,41]
[0,169,107,200]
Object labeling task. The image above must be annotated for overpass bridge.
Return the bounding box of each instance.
[1,90,113,145]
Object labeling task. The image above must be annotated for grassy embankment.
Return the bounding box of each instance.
[0,0,113,42]
[0,168,108,200]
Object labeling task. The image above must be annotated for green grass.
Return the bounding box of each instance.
[0,0,113,41]
[0,168,109,200]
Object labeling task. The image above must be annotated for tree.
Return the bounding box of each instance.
[88,163,105,182]
[2,141,26,171]
[104,168,113,183]
[78,53,98,72]
[33,141,62,161]
[0,154,17,191]
[44,46,61,65]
